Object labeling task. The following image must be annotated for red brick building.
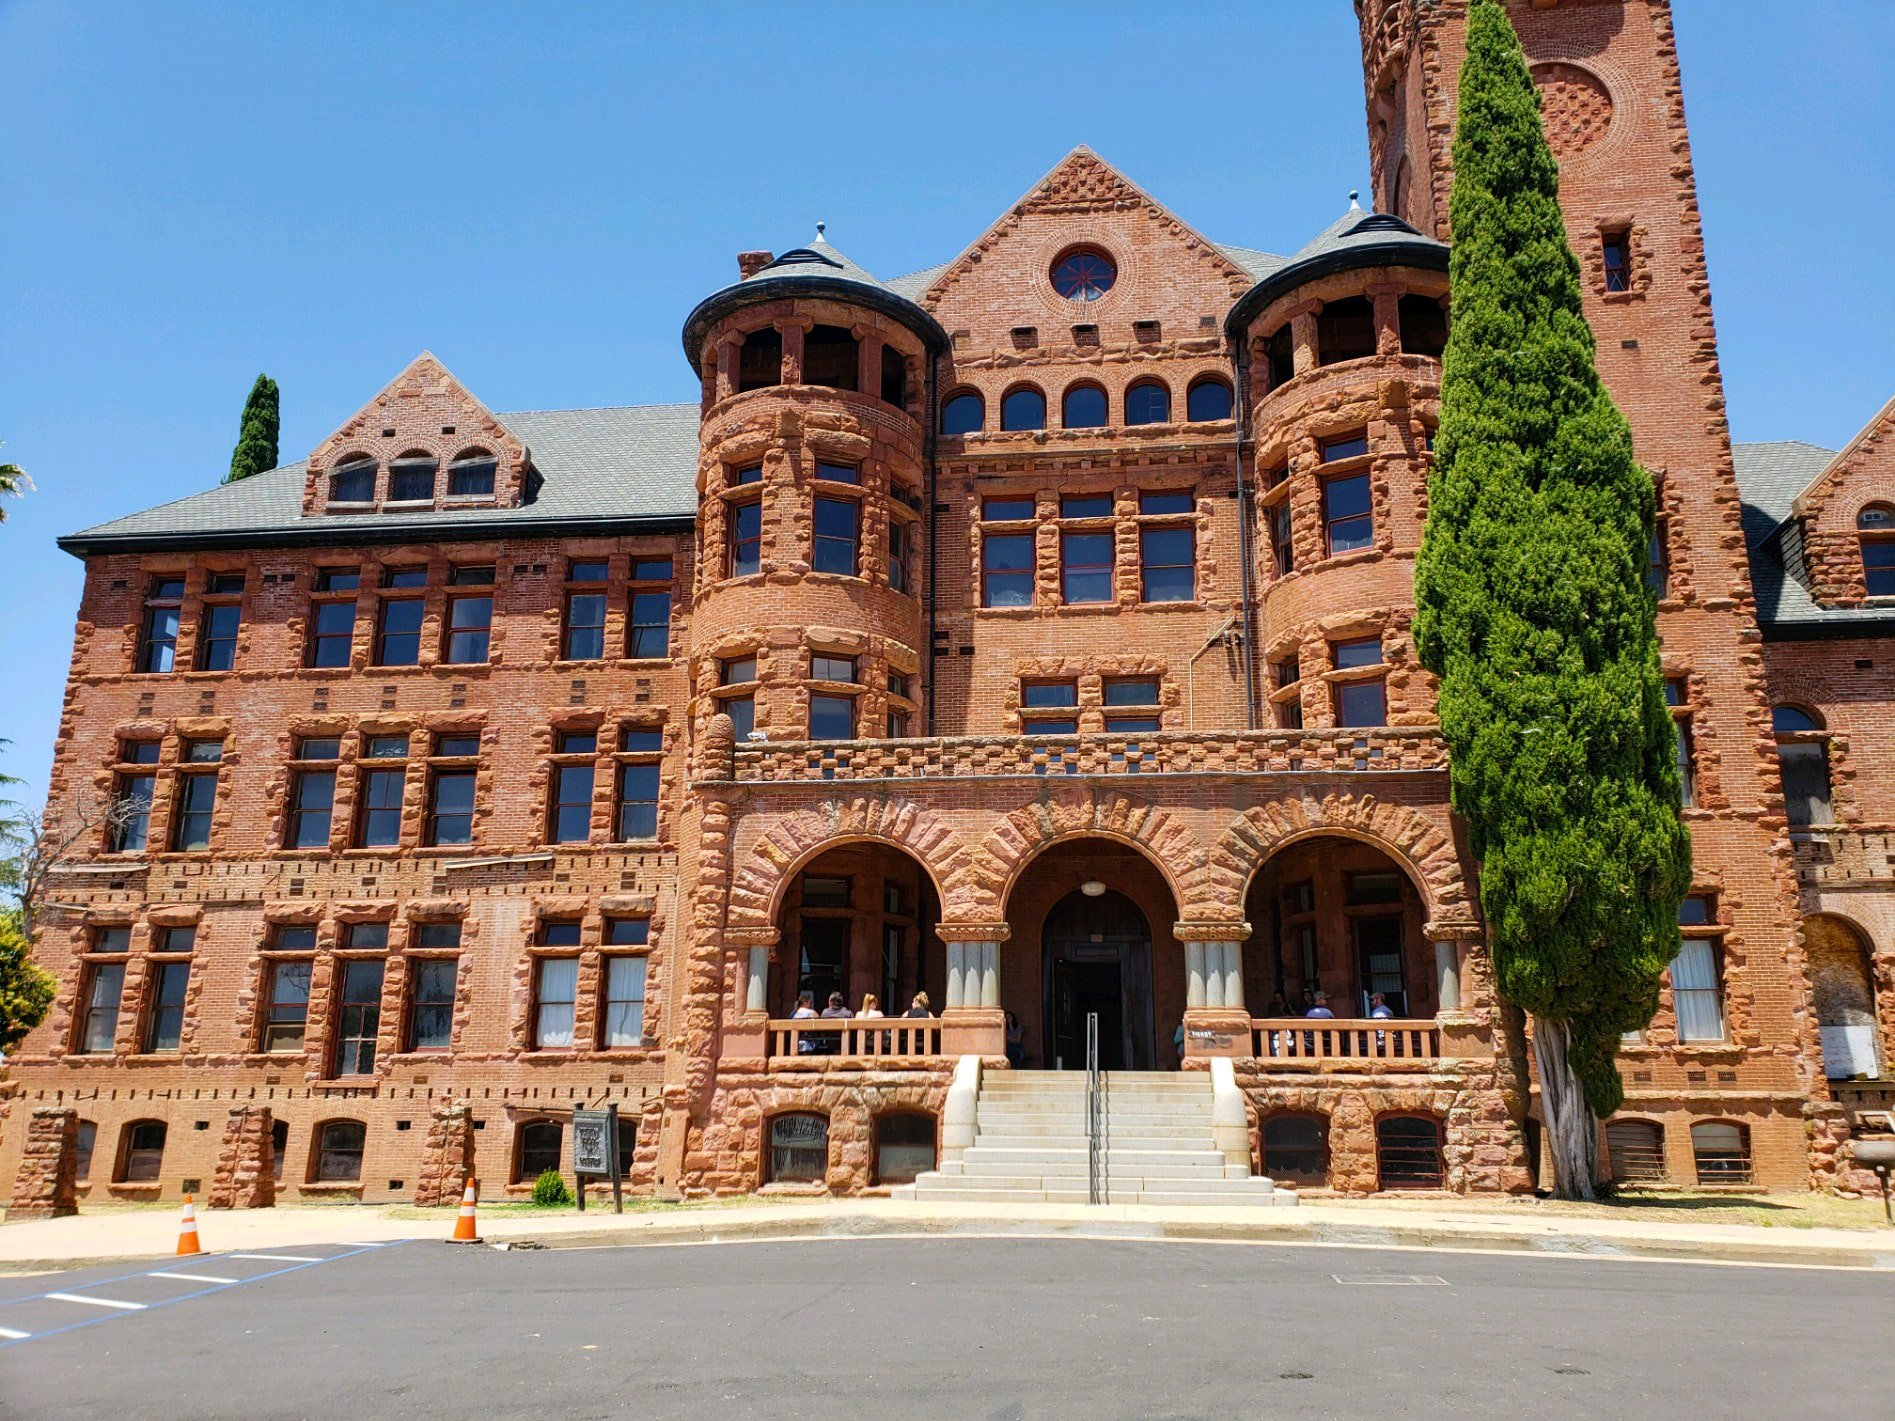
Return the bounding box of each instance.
[5,0,1891,1212]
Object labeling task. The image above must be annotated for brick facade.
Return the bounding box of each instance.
[4,0,1889,1205]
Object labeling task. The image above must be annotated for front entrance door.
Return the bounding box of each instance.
[1042,889,1156,1070]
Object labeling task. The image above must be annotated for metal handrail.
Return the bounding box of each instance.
[1085,1011,1103,1205]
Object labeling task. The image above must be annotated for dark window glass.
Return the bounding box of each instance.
[813,497,860,576]
[1262,1115,1330,1187]
[632,558,673,582]
[111,775,155,853]
[569,559,609,583]
[731,464,763,487]
[388,458,437,502]
[1323,474,1373,554]
[434,734,478,757]
[1000,387,1046,432]
[1049,249,1116,302]
[809,693,855,741]
[551,764,595,844]
[447,452,497,497]
[1060,532,1114,604]
[315,1121,366,1182]
[1141,527,1194,603]
[721,655,757,686]
[564,592,607,661]
[1105,716,1160,734]
[309,599,358,668]
[384,567,428,589]
[602,955,648,1047]
[1186,379,1233,422]
[621,729,664,753]
[1027,718,1078,736]
[815,461,859,485]
[941,392,983,436]
[801,875,851,909]
[982,496,1035,522]
[812,654,857,683]
[330,459,376,503]
[1140,490,1193,516]
[345,921,388,950]
[428,772,476,846]
[556,729,597,754]
[1321,433,1370,462]
[357,769,405,847]
[80,962,125,1053]
[414,921,462,949]
[365,735,409,759]
[75,1121,97,1181]
[1336,678,1387,728]
[1333,638,1382,670]
[407,958,457,1050]
[183,739,223,763]
[767,1113,830,1184]
[121,740,162,765]
[120,1121,166,1183]
[444,595,492,664]
[1772,705,1821,734]
[1271,502,1294,576]
[539,920,583,948]
[1062,385,1107,429]
[873,1113,936,1186]
[518,1121,563,1180]
[171,772,217,851]
[617,763,660,841]
[376,599,424,666]
[1022,680,1078,709]
[1103,678,1160,707]
[1647,523,1670,596]
[196,602,241,672]
[138,603,181,674]
[887,519,910,594]
[160,925,196,953]
[1124,381,1170,425]
[1602,232,1630,293]
[93,926,132,953]
[802,325,858,391]
[334,959,384,1076]
[630,591,671,659]
[729,499,762,577]
[724,694,755,740]
[296,737,339,760]
[264,960,313,1053]
[316,568,360,592]
[1863,537,1895,597]
[1061,494,1112,519]
[290,770,336,849]
[886,709,911,737]
[983,533,1035,608]
[605,917,650,947]
[737,328,782,392]
[880,344,907,407]
[1354,914,1407,1014]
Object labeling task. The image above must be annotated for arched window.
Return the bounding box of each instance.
[880,344,907,407]
[1398,295,1447,358]
[1124,380,1171,426]
[941,390,984,436]
[873,1112,936,1186]
[1860,503,1895,597]
[1317,296,1377,365]
[1261,1113,1330,1187]
[447,448,497,498]
[1690,1121,1752,1184]
[737,327,782,392]
[387,451,438,503]
[515,1120,563,1183]
[1772,705,1833,827]
[329,455,377,505]
[117,1119,166,1183]
[766,1112,830,1184]
[1062,383,1107,430]
[802,325,858,391]
[1375,1114,1444,1189]
[74,1120,97,1181]
[313,1120,366,1183]
[1186,377,1233,423]
[1605,1119,1667,1184]
[1000,386,1047,433]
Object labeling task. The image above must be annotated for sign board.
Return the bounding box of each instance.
[572,1109,616,1176]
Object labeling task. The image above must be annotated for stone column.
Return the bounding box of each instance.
[1176,923,1253,1058]
[722,926,779,1062]
[414,1100,475,1207]
[1434,937,1461,1012]
[6,1108,79,1220]
[937,924,1007,1058]
[1290,308,1319,376]
[1426,921,1492,1060]
[779,321,808,386]
[1370,284,1403,356]
[1185,942,1208,1010]
[745,947,770,1013]
[714,337,740,402]
[856,331,883,397]
[209,1105,276,1210]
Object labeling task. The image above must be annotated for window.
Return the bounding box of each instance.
[1186,378,1233,423]
[355,737,408,848]
[1000,386,1047,432]
[1665,678,1695,808]
[887,518,911,595]
[110,760,156,854]
[375,572,426,667]
[447,449,497,498]
[263,956,313,1053]
[801,873,850,908]
[1105,715,1160,735]
[1398,295,1448,357]
[873,1113,936,1186]
[75,1121,97,1181]
[1602,230,1630,293]
[1321,432,1370,463]
[406,924,460,1051]
[387,454,437,503]
[1354,915,1407,1016]
[533,954,579,1049]
[802,325,858,391]
[1605,1119,1667,1184]
[78,956,125,1053]
[728,497,762,577]
[815,460,859,485]
[616,728,663,841]
[143,954,190,1052]
[1264,324,1295,388]
[812,496,860,576]
[426,735,478,847]
[1322,473,1373,556]
[629,563,671,659]
[1375,1115,1445,1189]
[313,1120,366,1183]
[1332,638,1386,727]
[1124,380,1170,426]
[1272,657,1303,730]
[333,958,384,1076]
[737,327,782,392]
[880,344,907,407]
[549,729,597,844]
[517,1120,563,1182]
[1061,494,1111,519]
[1050,248,1116,302]
[1270,500,1294,577]
[1103,678,1160,708]
[330,456,376,504]
[1061,532,1114,604]
[118,1121,166,1184]
[1140,526,1194,603]
[1859,504,1895,596]
[812,654,857,684]
[309,569,360,668]
[1691,1121,1752,1184]
[1647,520,1670,596]
[171,744,221,851]
[983,496,1034,523]
[287,738,339,850]
[940,391,984,436]
[766,1113,830,1184]
[196,572,243,671]
[1671,897,1724,1042]
[886,708,912,738]
[1140,490,1192,516]
[982,532,1034,608]
[137,577,184,673]
[1261,1114,1330,1187]
[1022,680,1078,709]
[443,566,494,664]
[1772,705,1833,827]
[809,693,856,741]
[1317,297,1376,365]
[601,947,648,1048]
[563,562,608,661]
[1062,384,1107,429]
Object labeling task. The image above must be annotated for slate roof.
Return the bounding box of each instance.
[1226,199,1448,335]
[60,403,703,554]
[1731,440,1895,638]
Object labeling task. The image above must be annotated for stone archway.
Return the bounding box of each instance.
[1804,914,1882,1080]
[978,789,1204,921]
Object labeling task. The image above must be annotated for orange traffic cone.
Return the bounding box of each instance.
[176,1194,203,1256]
[448,1177,482,1244]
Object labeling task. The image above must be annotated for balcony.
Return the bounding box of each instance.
[1250,1017,1441,1068]
[763,1017,948,1068]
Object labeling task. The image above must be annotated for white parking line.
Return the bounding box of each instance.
[227,1253,324,1263]
[44,1293,147,1310]
[0,1325,30,1340]
[148,1271,239,1285]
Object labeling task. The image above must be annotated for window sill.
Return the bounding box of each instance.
[106,1183,162,1198]
[294,1182,367,1198]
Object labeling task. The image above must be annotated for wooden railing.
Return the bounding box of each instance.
[1251,1017,1440,1063]
[766,1017,944,1063]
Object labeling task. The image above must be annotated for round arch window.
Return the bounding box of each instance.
[1124,380,1171,426]
[1050,248,1117,302]
[1062,383,1107,430]
[941,390,984,436]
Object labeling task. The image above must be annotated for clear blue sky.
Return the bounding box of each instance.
[2,2,1890,808]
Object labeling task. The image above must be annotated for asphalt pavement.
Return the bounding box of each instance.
[1,1236,1889,1419]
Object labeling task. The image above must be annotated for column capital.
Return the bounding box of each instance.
[1423,919,1482,944]
[936,922,1010,944]
[1173,921,1250,943]
[725,926,781,949]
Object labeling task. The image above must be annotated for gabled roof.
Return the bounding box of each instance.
[1790,390,1895,519]
[680,228,948,364]
[60,403,702,555]
[1731,439,1895,638]
[1225,197,1448,334]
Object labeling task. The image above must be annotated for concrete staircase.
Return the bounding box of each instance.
[894,1069,1296,1206]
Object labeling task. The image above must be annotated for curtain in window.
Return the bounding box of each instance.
[1670,940,1723,1042]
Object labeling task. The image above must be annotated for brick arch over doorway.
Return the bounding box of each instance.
[726,797,981,932]
[1206,793,1476,929]
[979,789,1203,921]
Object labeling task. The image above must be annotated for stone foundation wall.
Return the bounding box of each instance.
[5,1107,79,1220]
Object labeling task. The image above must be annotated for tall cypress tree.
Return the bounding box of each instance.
[226,374,280,482]
[1413,0,1692,1200]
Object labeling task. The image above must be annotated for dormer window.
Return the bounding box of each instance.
[387,453,438,503]
[330,456,376,505]
[447,449,497,498]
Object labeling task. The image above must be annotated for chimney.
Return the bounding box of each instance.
[737,251,774,279]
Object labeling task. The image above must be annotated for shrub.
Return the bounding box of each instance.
[531,1168,572,1206]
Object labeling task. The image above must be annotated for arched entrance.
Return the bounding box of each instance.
[771,841,942,1020]
[1042,889,1157,1071]
[1805,914,1882,1079]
